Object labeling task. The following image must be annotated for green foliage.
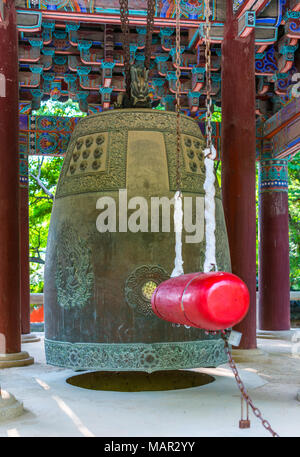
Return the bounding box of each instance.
[29,157,64,292]
[32,99,86,118]
[30,263,45,295]
[211,105,222,122]
[153,103,166,111]
[29,99,85,291]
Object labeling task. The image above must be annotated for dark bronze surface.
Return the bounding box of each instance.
[44,109,231,369]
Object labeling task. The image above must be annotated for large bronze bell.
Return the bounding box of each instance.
[44,109,231,372]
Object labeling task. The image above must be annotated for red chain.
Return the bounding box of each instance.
[145,0,155,70]
[220,331,280,437]
[175,0,181,192]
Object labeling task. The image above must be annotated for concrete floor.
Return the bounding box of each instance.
[0,333,299,437]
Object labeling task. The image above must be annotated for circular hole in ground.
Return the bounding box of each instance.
[66,370,215,392]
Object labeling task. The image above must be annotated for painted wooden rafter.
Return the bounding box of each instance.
[235,0,271,19]
[18,8,214,29]
[290,0,300,12]
[238,10,256,37]
[258,98,300,159]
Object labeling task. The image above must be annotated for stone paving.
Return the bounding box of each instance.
[0,332,299,437]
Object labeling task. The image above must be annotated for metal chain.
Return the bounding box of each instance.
[204,0,213,156]
[203,0,218,273]
[220,332,280,437]
[120,0,155,95]
[145,0,155,70]
[119,0,131,96]
[175,0,181,192]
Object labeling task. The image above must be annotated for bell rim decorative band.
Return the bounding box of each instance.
[44,338,227,372]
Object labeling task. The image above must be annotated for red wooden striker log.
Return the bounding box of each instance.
[151,272,250,331]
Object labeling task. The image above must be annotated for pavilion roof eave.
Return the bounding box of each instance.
[235,0,273,19]
[16,1,300,125]
[17,7,216,29]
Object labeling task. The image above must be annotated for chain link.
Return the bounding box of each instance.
[220,331,280,437]
[120,0,156,96]
[145,0,155,70]
[204,0,213,156]
[175,0,181,192]
[119,0,131,96]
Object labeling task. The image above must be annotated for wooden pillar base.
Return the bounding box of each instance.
[0,351,34,369]
[0,390,24,421]
[231,348,267,363]
[21,334,40,343]
[257,329,299,341]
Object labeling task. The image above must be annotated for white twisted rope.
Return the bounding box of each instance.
[171,0,217,278]
[171,0,184,279]
[171,191,184,277]
[203,145,217,273]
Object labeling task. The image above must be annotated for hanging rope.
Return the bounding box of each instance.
[203,0,217,273]
[171,0,184,278]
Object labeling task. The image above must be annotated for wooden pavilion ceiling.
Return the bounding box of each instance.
[15,0,300,119]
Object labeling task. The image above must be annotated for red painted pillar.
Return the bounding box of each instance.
[221,1,257,348]
[0,2,21,354]
[20,167,31,335]
[258,145,290,330]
